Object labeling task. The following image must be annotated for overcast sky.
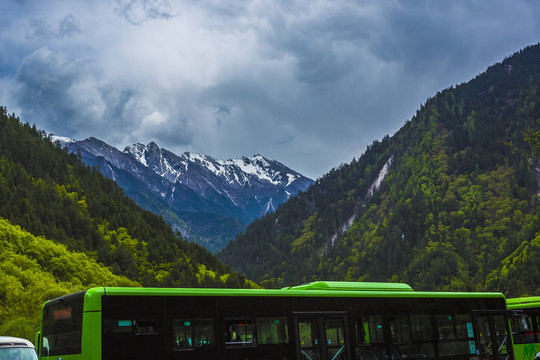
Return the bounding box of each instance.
[1,0,539,179]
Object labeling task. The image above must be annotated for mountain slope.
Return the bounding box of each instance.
[0,107,255,290]
[218,44,540,296]
[56,137,313,252]
[0,217,137,340]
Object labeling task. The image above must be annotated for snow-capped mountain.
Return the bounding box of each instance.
[123,142,312,219]
[51,135,314,252]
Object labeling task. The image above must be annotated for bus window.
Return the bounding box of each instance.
[436,315,456,340]
[225,319,256,347]
[194,319,215,347]
[454,314,473,339]
[257,317,289,344]
[493,315,509,356]
[173,318,215,350]
[410,314,432,341]
[355,316,388,360]
[368,316,384,343]
[103,319,135,333]
[355,315,384,352]
[103,319,157,335]
[390,315,411,343]
[173,320,194,350]
[437,314,474,357]
[510,314,535,344]
[41,292,84,357]
[134,320,158,335]
[393,315,435,359]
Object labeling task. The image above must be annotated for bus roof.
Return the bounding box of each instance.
[78,281,505,312]
[91,282,506,299]
[506,296,540,310]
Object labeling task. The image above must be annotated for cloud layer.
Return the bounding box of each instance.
[1,0,539,178]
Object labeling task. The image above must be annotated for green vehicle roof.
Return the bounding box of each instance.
[506,296,540,310]
[81,281,505,312]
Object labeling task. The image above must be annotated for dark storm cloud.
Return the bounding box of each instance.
[12,47,142,143]
[101,86,136,121]
[1,0,540,179]
[268,7,371,85]
[13,48,93,133]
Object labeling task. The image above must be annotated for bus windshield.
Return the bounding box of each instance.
[41,291,85,357]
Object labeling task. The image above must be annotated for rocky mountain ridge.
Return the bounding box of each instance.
[53,136,314,252]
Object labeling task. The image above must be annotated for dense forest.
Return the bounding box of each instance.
[219,44,540,297]
[0,109,256,339]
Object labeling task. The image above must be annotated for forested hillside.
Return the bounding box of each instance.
[218,44,540,297]
[0,217,137,340]
[0,108,256,338]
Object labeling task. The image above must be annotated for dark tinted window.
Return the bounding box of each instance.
[103,319,158,335]
[410,314,432,341]
[257,317,289,344]
[173,319,215,350]
[42,291,85,356]
[225,319,256,347]
[390,315,411,343]
[436,315,456,340]
[357,315,384,344]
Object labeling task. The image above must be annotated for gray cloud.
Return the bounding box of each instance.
[1,0,540,179]
[115,0,176,26]
[14,48,93,133]
[26,14,81,40]
[58,14,82,38]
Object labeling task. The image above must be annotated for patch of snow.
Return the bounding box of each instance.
[264,198,274,213]
[330,234,338,246]
[286,173,298,187]
[222,157,281,185]
[343,214,355,233]
[367,156,393,197]
[105,163,116,181]
[50,134,75,143]
[223,189,238,206]
[324,213,356,256]
[125,143,148,166]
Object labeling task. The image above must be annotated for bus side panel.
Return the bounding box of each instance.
[82,311,101,360]
[512,343,540,360]
[101,295,166,360]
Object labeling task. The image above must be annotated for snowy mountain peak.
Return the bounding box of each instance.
[49,134,76,144]
[124,143,148,165]
[123,142,309,190]
[52,134,314,251]
[54,135,314,236]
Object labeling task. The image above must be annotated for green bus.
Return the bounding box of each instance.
[36,281,512,360]
[507,297,540,360]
